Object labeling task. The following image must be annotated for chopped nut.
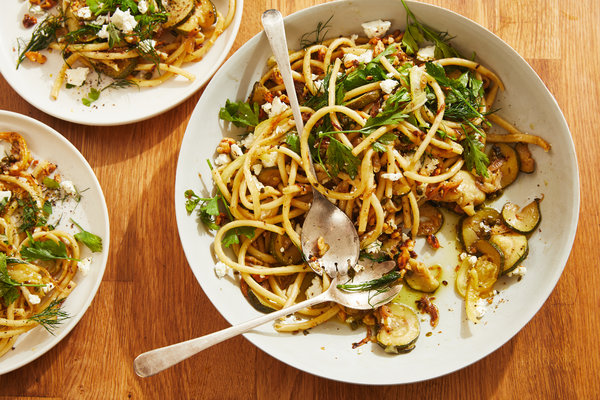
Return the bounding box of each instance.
[25,51,47,64]
[316,236,330,257]
[216,137,236,154]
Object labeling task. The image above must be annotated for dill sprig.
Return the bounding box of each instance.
[337,271,402,292]
[28,298,71,334]
[17,15,63,69]
[300,15,333,48]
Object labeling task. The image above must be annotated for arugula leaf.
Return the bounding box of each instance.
[21,232,75,262]
[402,24,423,55]
[325,137,360,179]
[343,61,389,91]
[371,132,397,152]
[219,100,260,128]
[461,133,489,177]
[43,177,60,189]
[222,226,255,247]
[71,219,103,252]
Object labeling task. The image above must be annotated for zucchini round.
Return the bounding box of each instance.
[465,269,481,323]
[459,208,502,253]
[489,233,529,274]
[268,233,303,265]
[417,202,444,236]
[404,262,441,293]
[501,199,541,234]
[246,288,276,314]
[163,0,196,29]
[94,59,139,79]
[375,303,420,354]
[345,90,381,109]
[176,0,217,34]
[474,240,504,274]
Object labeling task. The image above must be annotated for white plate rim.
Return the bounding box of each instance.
[174,0,580,384]
[0,110,111,375]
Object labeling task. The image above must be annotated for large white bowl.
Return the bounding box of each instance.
[175,0,579,384]
[0,0,243,125]
[0,110,110,375]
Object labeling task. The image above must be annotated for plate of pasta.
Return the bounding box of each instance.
[0,110,109,375]
[175,0,579,384]
[0,0,242,126]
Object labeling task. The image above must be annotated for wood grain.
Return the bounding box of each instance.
[1,0,598,398]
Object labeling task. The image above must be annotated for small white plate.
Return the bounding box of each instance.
[0,110,110,375]
[0,0,243,126]
[175,0,579,384]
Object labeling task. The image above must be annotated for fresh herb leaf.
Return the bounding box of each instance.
[21,232,76,262]
[371,132,397,152]
[82,88,101,107]
[219,100,260,128]
[362,88,411,131]
[106,23,122,48]
[325,137,360,179]
[184,189,201,214]
[359,251,390,263]
[461,133,489,177]
[71,219,103,252]
[43,177,60,189]
[285,132,301,155]
[102,79,138,91]
[184,190,221,231]
[17,15,63,68]
[18,198,47,232]
[222,226,255,247]
[28,298,70,334]
[300,15,333,48]
[337,270,401,291]
[0,254,44,306]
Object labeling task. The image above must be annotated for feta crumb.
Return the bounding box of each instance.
[343,50,373,65]
[353,263,365,273]
[60,180,77,195]
[459,252,467,261]
[380,79,399,94]
[76,6,92,19]
[364,240,382,254]
[313,79,325,92]
[361,20,391,38]
[422,157,439,174]
[251,175,265,191]
[230,143,243,158]
[251,163,263,176]
[138,39,156,54]
[402,233,410,241]
[214,153,231,166]
[65,67,89,87]
[97,24,109,39]
[261,96,289,118]
[260,150,278,168]
[138,0,148,14]
[111,8,137,33]
[29,5,45,16]
[479,221,491,233]
[417,45,436,61]
[27,294,41,305]
[93,15,108,25]
[467,255,478,265]
[42,282,54,294]
[507,266,527,277]
[381,172,403,181]
[305,276,323,299]
[78,257,92,276]
[214,261,228,278]
[239,133,255,148]
[474,298,488,318]
[0,191,11,203]
[350,34,359,42]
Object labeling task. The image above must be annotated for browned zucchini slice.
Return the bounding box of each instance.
[94,58,139,79]
[404,262,441,293]
[257,167,282,187]
[501,199,541,234]
[474,240,504,274]
[375,303,420,353]
[268,233,303,265]
[417,202,444,236]
[345,90,381,109]
[489,233,529,274]
[163,0,196,29]
[459,208,502,253]
[176,0,217,33]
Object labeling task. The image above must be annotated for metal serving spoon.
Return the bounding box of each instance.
[261,9,360,278]
[133,259,400,377]
[133,10,400,378]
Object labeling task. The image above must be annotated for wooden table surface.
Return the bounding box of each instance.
[1,0,598,398]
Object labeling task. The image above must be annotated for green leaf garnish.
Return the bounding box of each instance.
[219,100,260,128]
[17,15,63,68]
[324,137,360,179]
[222,226,255,247]
[20,232,77,262]
[82,88,101,107]
[337,271,401,291]
[461,132,489,177]
[43,177,60,189]
[71,219,103,252]
[28,298,71,334]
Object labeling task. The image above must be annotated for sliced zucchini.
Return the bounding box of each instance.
[257,167,282,187]
[455,257,471,298]
[375,303,420,354]
[474,240,504,274]
[489,233,529,274]
[459,208,502,253]
[472,254,501,294]
[465,269,481,323]
[501,199,541,234]
[268,233,303,265]
[162,0,196,29]
[417,202,444,236]
[176,0,217,34]
[405,262,441,293]
[94,59,139,79]
[515,143,535,173]
[345,90,381,109]
[247,81,270,107]
[246,288,276,314]
[478,144,520,193]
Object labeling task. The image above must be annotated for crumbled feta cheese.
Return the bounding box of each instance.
[214,261,228,278]
[364,240,382,254]
[422,157,439,174]
[479,221,491,234]
[350,34,359,42]
[27,294,41,305]
[138,39,156,54]
[313,79,325,92]
[459,252,468,261]
[353,263,365,273]
[417,45,436,61]
[507,266,527,277]
[76,6,92,19]
[361,20,391,38]
[386,72,396,78]
[29,5,45,16]
[343,50,373,64]
[93,15,108,25]
[111,8,137,33]
[261,96,289,118]
[251,163,263,176]
[251,175,265,191]
[97,24,109,39]
[214,153,231,166]
[467,255,478,265]
[65,67,89,87]
[381,172,403,181]
[42,282,54,294]
[138,0,148,14]
[0,191,11,203]
[78,257,92,276]
[305,276,322,299]
[260,150,278,168]
[311,73,319,80]
[239,133,255,148]
[474,298,488,318]
[60,180,77,195]
[230,143,243,158]
[380,79,399,94]
[402,233,410,241]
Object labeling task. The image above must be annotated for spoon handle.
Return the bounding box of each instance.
[133,292,329,377]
